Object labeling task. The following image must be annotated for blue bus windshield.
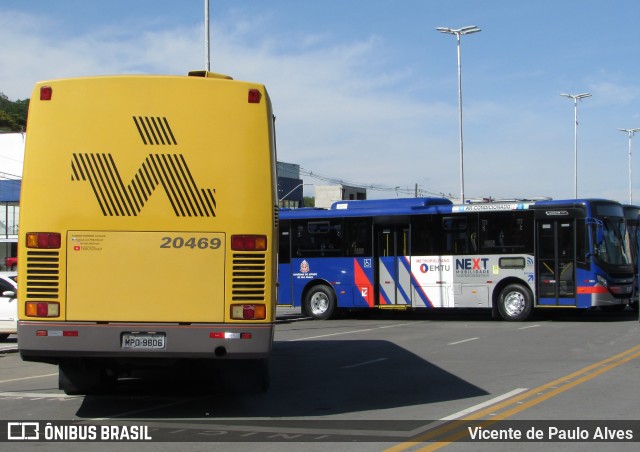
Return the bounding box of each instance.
[592,216,632,265]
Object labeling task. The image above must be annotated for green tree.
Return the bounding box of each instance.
[0,92,29,132]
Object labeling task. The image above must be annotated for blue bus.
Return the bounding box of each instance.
[623,204,639,311]
[277,197,635,321]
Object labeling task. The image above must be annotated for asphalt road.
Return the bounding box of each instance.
[0,306,639,451]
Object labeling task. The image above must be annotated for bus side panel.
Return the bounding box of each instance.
[289,257,372,308]
[410,256,454,307]
[277,263,294,306]
[410,254,535,309]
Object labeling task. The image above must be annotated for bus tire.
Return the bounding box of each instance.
[59,361,116,395]
[497,284,533,321]
[304,285,336,320]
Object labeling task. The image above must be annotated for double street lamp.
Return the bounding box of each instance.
[436,26,481,204]
[560,93,591,199]
[619,128,640,204]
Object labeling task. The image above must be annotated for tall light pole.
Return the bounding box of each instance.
[436,26,481,204]
[204,0,210,71]
[560,92,591,199]
[619,128,640,204]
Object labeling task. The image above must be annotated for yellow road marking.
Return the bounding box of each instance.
[386,343,640,452]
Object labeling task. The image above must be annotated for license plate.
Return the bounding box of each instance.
[121,333,166,350]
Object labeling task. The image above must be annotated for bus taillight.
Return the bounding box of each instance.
[26,302,60,317]
[40,86,53,100]
[248,89,262,104]
[230,304,266,320]
[231,235,267,251]
[25,232,61,249]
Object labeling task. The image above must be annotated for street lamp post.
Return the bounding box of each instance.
[619,128,640,204]
[436,25,481,204]
[560,93,591,199]
[204,0,210,71]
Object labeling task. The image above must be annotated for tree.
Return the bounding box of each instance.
[0,92,29,132]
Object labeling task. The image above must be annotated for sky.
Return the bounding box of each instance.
[1,0,640,203]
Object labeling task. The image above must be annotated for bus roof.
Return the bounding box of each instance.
[280,197,625,220]
[281,197,451,220]
[331,197,452,210]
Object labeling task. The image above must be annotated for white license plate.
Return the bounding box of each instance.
[121,333,166,350]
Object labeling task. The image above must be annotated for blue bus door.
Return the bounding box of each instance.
[375,223,410,305]
[536,219,577,306]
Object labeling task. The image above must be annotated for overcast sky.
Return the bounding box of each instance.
[2,1,640,203]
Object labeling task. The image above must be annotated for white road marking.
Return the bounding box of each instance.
[448,337,479,345]
[439,388,529,420]
[0,372,58,384]
[286,321,422,342]
[0,391,77,399]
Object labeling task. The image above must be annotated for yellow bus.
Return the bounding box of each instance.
[18,71,278,394]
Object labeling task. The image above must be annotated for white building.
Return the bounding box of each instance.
[314,184,366,208]
[0,133,24,266]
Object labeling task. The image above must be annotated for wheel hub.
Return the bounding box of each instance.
[504,291,525,316]
[310,293,329,315]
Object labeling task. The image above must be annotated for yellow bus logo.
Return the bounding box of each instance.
[71,153,217,217]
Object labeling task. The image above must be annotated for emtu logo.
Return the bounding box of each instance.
[71,153,217,217]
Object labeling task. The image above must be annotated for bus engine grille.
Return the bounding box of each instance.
[25,251,60,300]
[232,253,266,301]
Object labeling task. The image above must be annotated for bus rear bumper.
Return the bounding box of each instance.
[18,321,274,364]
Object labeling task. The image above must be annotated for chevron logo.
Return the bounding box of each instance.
[71,153,216,217]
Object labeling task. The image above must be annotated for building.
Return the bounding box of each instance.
[277,162,304,208]
[0,180,19,265]
[314,184,366,208]
[0,133,24,267]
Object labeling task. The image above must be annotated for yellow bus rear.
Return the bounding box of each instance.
[18,71,277,394]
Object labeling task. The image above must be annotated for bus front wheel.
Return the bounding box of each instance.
[304,285,336,320]
[497,284,533,321]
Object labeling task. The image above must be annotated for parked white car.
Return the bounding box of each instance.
[0,272,17,341]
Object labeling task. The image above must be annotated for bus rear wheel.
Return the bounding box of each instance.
[304,285,336,320]
[497,284,533,321]
[59,361,116,395]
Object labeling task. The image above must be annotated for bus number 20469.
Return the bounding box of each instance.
[160,236,222,249]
